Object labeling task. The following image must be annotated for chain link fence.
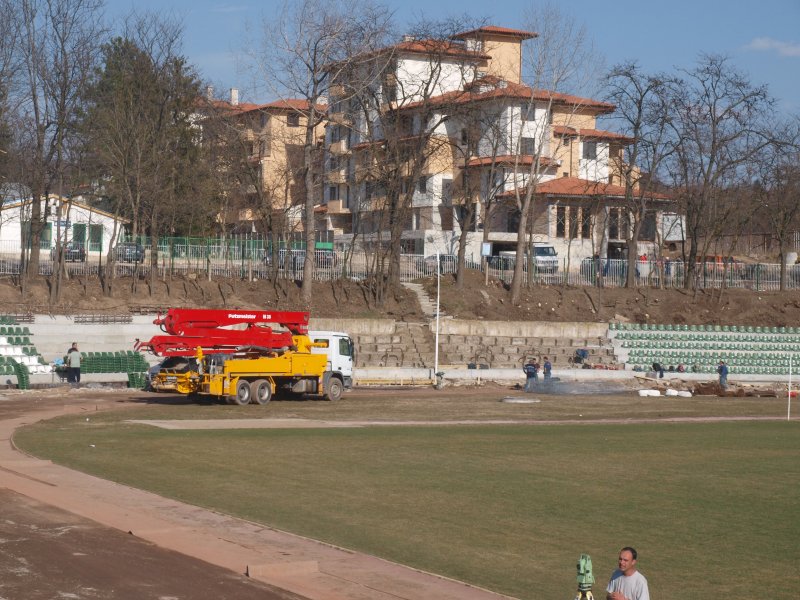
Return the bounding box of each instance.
[1,238,798,291]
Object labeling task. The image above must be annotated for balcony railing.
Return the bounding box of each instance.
[328,111,352,126]
[329,139,350,155]
[326,168,348,184]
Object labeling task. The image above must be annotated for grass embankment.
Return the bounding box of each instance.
[14,394,799,600]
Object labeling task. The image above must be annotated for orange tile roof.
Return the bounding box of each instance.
[401,77,615,113]
[553,125,633,143]
[466,155,558,168]
[392,38,491,60]
[579,128,633,143]
[451,25,538,40]
[259,98,327,112]
[497,177,670,199]
[552,125,578,136]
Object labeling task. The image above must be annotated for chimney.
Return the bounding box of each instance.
[230,87,239,106]
[205,85,214,100]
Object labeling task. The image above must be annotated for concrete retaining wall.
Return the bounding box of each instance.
[310,318,395,335]
[433,320,608,338]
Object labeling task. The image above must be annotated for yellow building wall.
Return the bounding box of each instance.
[480,36,524,84]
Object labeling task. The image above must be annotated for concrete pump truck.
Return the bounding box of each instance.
[136,308,353,404]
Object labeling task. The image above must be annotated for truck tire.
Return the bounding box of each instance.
[233,380,251,405]
[326,377,343,402]
[250,379,272,405]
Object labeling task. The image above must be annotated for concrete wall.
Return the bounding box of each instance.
[29,316,163,364]
[310,318,395,335]
[434,319,608,338]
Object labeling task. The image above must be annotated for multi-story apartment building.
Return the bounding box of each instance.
[320,25,673,264]
[207,89,325,235]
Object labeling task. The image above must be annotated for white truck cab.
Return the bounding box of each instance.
[309,331,354,390]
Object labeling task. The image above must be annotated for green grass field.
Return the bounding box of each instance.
[13,396,799,599]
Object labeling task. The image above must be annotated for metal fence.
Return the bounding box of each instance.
[0,238,798,291]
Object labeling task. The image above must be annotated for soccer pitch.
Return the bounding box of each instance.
[14,396,799,599]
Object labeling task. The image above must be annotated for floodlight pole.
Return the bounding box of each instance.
[789,354,793,422]
[434,252,440,377]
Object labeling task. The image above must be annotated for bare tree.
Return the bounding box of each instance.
[341,18,484,306]
[13,0,104,299]
[665,55,775,290]
[756,121,800,290]
[604,61,675,288]
[507,4,603,304]
[252,0,392,303]
[0,0,20,183]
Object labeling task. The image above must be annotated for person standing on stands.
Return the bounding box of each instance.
[67,342,81,386]
[651,361,664,379]
[543,356,552,379]
[717,360,728,390]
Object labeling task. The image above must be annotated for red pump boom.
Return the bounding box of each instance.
[135,308,311,357]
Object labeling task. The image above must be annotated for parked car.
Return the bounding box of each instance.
[419,254,458,274]
[50,241,86,262]
[112,242,145,263]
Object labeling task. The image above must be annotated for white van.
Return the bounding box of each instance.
[532,243,558,273]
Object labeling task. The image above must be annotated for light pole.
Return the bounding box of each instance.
[434,252,440,378]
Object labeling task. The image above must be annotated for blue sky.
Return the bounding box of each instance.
[104,0,800,115]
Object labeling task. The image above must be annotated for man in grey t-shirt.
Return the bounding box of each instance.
[67,342,81,386]
[607,546,649,600]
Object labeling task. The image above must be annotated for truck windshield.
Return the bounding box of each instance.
[534,247,556,256]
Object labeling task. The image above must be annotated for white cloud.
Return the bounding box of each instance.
[745,37,800,57]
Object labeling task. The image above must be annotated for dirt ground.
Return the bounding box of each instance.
[2,269,800,327]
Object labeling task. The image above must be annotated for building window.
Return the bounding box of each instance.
[418,175,428,193]
[287,113,300,127]
[521,137,536,155]
[556,206,566,237]
[581,209,592,239]
[329,186,338,201]
[521,104,535,121]
[608,208,629,241]
[556,205,590,239]
[582,141,597,160]
[638,211,656,241]
[460,129,468,145]
[89,224,103,252]
[568,207,579,239]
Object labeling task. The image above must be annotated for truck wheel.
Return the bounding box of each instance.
[233,380,251,405]
[250,379,272,405]
[326,378,343,402]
